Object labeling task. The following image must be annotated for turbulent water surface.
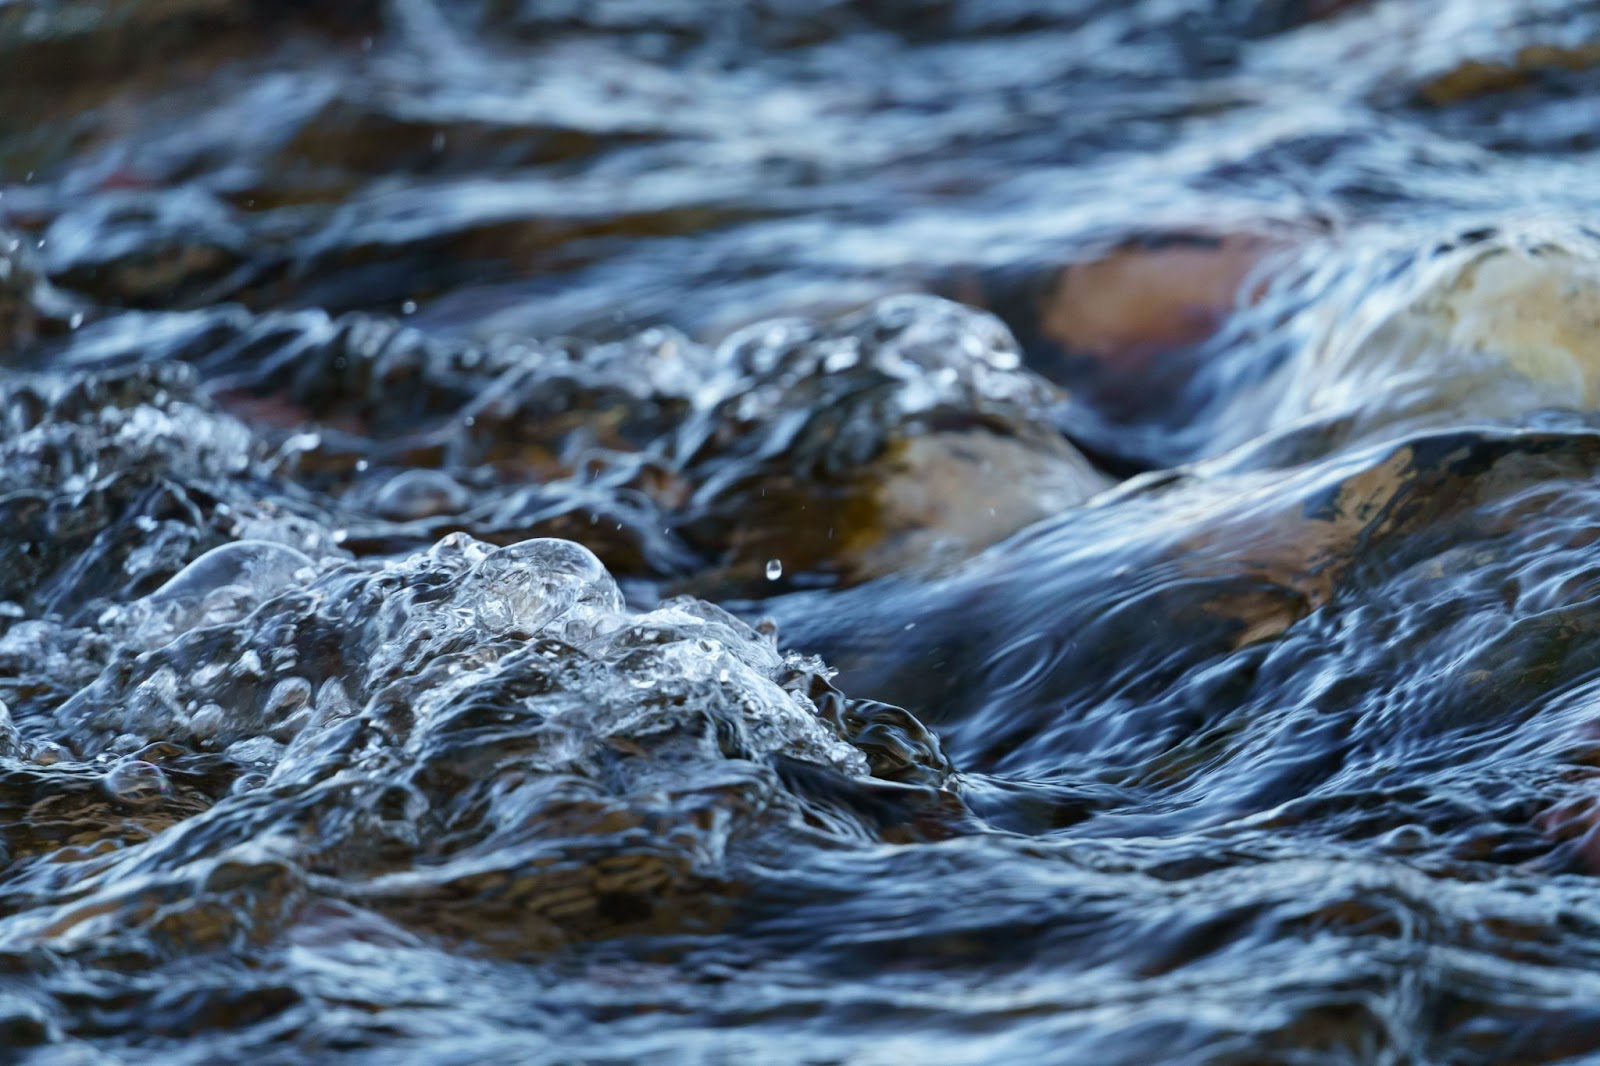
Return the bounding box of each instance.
[11,1,1600,1062]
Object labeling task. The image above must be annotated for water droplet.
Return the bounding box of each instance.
[766,559,783,581]
[355,458,370,472]
[68,312,83,330]
[402,300,417,315]
[102,760,171,807]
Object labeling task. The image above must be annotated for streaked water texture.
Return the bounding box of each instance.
[9,1,1600,1062]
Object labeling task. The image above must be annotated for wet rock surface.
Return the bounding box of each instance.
[12,0,1600,1063]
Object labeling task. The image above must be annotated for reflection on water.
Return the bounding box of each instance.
[10,0,1600,1061]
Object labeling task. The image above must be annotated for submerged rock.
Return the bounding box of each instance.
[0,343,962,971]
[673,296,1111,591]
[5,530,958,962]
[1268,226,1600,445]
[45,295,1108,595]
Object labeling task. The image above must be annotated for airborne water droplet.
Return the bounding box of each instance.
[766,559,783,580]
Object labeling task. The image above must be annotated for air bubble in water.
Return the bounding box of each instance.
[232,771,269,795]
[373,469,470,521]
[102,760,171,807]
[766,559,783,580]
[28,739,68,765]
[468,538,623,638]
[151,541,314,609]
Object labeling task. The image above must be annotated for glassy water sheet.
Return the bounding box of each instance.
[10,1,1600,1063]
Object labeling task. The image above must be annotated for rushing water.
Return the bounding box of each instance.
[9,1,1600,1062]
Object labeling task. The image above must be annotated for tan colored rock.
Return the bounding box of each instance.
[1274,230,1600,443]
[1040,234,1276,370]
[1418,42,1600,105]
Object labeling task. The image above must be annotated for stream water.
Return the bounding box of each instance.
[9,1,1600,1062]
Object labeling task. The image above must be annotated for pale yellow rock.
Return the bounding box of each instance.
[1278,232,1600,442]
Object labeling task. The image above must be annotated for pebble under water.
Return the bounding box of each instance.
[12,1,1600,1062]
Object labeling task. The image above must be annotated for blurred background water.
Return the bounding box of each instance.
[9,1,1600,1062]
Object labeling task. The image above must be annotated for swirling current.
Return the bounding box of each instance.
[10,1,1600,1062]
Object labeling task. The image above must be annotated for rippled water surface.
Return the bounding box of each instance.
[11,1,1600,1062]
